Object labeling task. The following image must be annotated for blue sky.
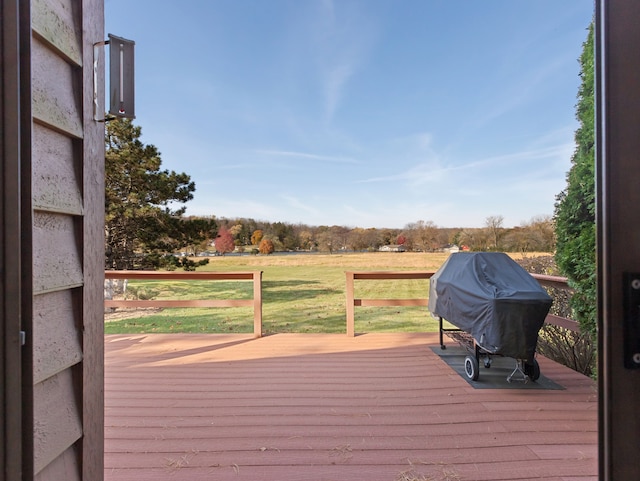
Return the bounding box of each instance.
[105,0,594,229]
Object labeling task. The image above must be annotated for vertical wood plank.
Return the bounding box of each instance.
[1,2,30,480]
[597,1,640,479]
[253,271,263,338]
[345,272,355,336]
[81,1,105,479]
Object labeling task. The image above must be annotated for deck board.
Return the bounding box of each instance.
[105,333,597,481]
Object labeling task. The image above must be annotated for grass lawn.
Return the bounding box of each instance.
[104,251,544,335]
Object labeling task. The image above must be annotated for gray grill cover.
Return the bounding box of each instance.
[428,252,552,361]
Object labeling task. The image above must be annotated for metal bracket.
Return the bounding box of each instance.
[93,40,109,122]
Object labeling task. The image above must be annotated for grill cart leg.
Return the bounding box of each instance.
[483,355,492,368]
[507,359,530,383]
[474,341,493,368]
[439,317,446,350]
[524,358,541,381]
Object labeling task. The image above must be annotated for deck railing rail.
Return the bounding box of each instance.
[345,271,576,336]
[103,270,574,339]
[104,270,263,337]
[530,273,578,332]
[345,271,434,336]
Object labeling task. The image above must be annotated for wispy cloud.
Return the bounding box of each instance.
[281,194,322,216]
[314,1,377,121]
[358,142,574,186]
[255,149,360,164]
[461,143,573,170]
[475,54,571,128]
[325,63,356,121]
[356,161,446,185]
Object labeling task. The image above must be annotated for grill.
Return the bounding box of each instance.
[428,252,552,382]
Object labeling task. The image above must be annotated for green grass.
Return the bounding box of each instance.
[105,251,539,335]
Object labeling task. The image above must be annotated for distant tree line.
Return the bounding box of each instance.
[193,213,555,254]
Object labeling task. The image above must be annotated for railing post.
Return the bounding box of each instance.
[346,272,355,337]
[253,271,263,338]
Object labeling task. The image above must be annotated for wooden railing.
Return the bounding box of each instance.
[104,271,264,337]
[345,271,433,337]
[104,270,573,340]
[530,273,578,332]
[345,271,576,336]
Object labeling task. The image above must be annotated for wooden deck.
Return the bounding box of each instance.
[104,333,598,481]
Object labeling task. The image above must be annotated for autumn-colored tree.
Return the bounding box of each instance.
[298,230,314,250]
[270,222,298,250]
[347,228,368,251]
[397,235,406,245]
[315,227,342,253]
[229,224,244,245]
[214,227,235,255]
[251,229,264,245]
[347,228,381,251]
[503,216,555,253]
[408,220,440,252]
[378,228,400,246]
[259,238,274,254]
[457,228,490,251]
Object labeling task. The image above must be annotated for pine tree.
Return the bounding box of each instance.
[105,118,196,269]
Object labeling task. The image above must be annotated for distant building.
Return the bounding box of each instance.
[379,244,406,252]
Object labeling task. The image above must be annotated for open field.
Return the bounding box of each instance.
[104,252,550,335]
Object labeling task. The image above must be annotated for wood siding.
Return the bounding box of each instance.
[30,0,104,479]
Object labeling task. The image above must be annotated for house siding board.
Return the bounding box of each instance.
[34,444,81,481]
[31,36,83,138]
[33,290,82,385]
[32,211,83,294]
[33,123,83,214]
[33,367,83,474]
[32,0,82,66]
[30,0,105,479]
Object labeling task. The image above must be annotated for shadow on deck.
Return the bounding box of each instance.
[104,332,597,481]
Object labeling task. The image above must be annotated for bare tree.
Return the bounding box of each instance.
[484,215,504,250]
[502,216,555,253]
[408,220,440,252]
[458,228,490,251]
